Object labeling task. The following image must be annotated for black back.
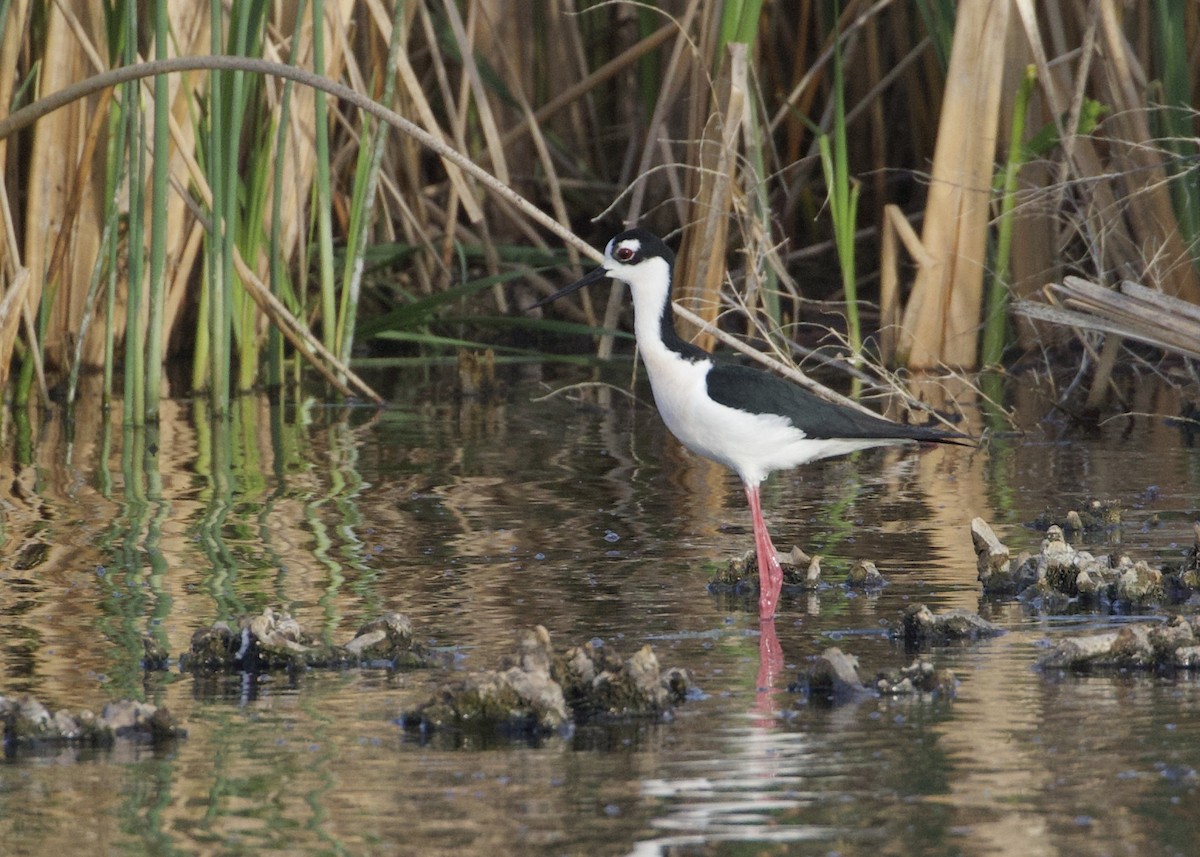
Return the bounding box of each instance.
[706,362,964,442]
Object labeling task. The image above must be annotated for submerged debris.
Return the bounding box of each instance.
[142,635,170,671]
[179,608,438,672]
[896,603,1005,646]
[794,647,956,704]
[972,518,1200,608]
[400,626,691,737]
[1038,616,1200,672]
[875,659,958,697]
[1,695,185,750]
[1030,498,1123,535]
[707,546,823,595]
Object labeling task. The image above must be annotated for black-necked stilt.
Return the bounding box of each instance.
[534,228,967,620]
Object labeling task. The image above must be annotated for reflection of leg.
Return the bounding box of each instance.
[754,618,784,724]
[744,483,783,620]
[757,618,783,690]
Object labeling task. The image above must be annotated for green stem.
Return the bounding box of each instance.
[819,9,861,367]
[982,64,1036,368]
[123,0,146,424]
[312,0,337,356]
[145,0,169,421]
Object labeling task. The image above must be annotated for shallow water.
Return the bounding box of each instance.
[1,369,1198,856]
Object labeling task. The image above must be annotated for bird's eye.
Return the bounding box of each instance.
[614,246,636,263]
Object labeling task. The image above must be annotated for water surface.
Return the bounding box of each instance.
[1,370,1198,856]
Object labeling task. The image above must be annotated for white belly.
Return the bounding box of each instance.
[641,346,897,487]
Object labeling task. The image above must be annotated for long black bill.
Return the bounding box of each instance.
[526,265,610,310]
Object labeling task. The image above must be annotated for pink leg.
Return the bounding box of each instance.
[744,483,783,620]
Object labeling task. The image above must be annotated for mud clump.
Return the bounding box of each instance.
[846,559,885,589]
[401,626,691,738]
[1038,615,1200,672]
[972,518,1200,609]
[179,608,438,672]
[896,603,1004,646]
[708,547,822,596]
[1030,498,1123,535]
[798,647,869,703]
[875,659,958,697]
[1,695,185,751]
[794,647,957,704]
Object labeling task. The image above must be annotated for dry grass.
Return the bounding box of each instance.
[0,0,1196,408]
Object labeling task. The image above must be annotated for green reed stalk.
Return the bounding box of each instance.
[336,2,404,368]
[982,64,1035,369]
[144,0,170,421]
[818,16,862,366]
[202,0,230,412]
[914,0,956,72]
[122,0,146,424]
[103,114,122,407]
[227,1,268,393]
[716,0,764,61]
[311,0,337,356]
[1153,2,1199,268]
[267,0,309,389]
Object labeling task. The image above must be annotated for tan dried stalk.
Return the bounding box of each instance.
[898,0,1012,369]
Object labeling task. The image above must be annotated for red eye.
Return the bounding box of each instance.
[614,246,635,262]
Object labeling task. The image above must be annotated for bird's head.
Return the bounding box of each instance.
[529,228,675,309]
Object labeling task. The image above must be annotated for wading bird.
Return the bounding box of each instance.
[533,228,966,620]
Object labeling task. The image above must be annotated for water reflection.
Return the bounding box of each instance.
[0,371,1197,855]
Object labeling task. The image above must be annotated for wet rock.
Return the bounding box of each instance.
[142,635,170,671]
[1116,561,1163,603]
[101,700,184,741]
[707,547,821,595]
[181,621,242,670]
[846,559,885,589]
[403,627,569,736]
[897,604,1004,646]
[557,640,689,720]
[789,547,824,588]
[1166,524,1200,597]
[179,608,437,672]
[1038,616,1200,671]
[248,607,313,660]
[401,626,692,738]
[343,613,433,668]
[1,694,185,750]
[795,649,956,704]
[875,659,958,697]
[971,517,1013,591]
[800,648,869,703]
[971,517,1198,609]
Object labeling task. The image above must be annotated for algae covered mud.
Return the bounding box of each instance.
[1,370,1198,856]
